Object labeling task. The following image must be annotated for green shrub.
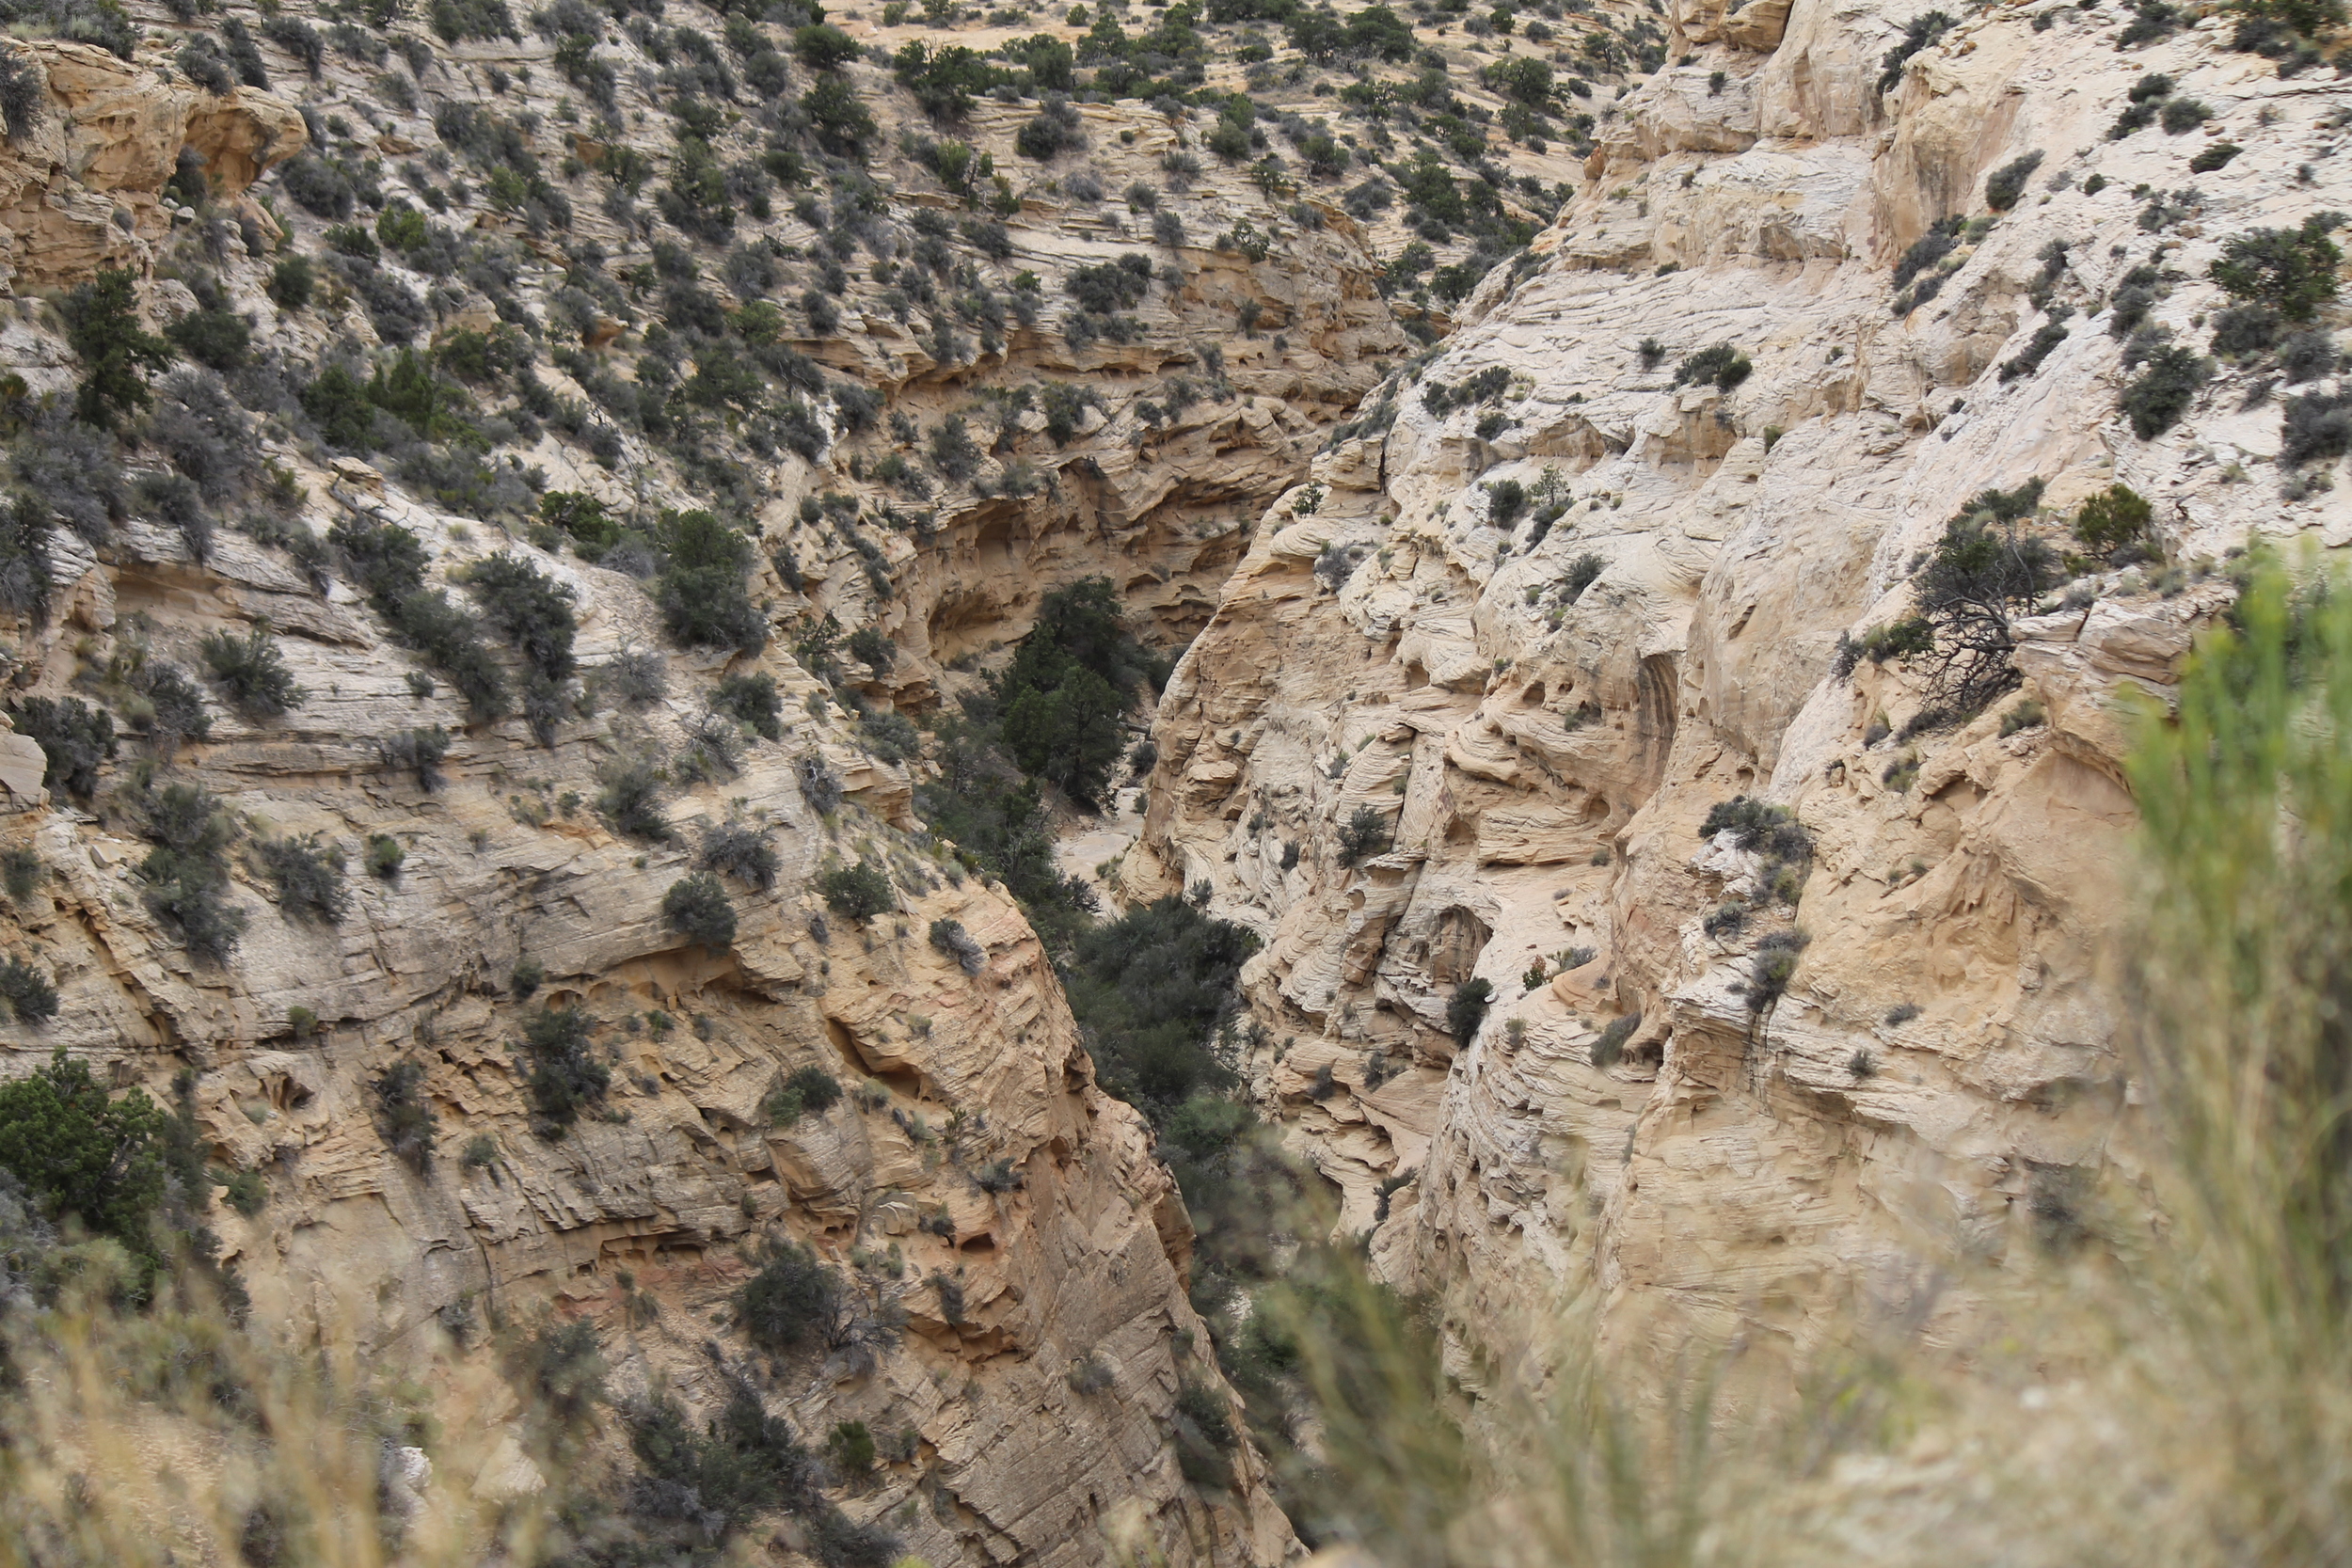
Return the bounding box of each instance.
[373,1059,438,1173]
[1673,342,1751,391]
[2159,96,2210,133]
[1591,1011,1641,1068]
[797,754,844,816]
[712,672,783,739]
[700,821,779,891]
[596,755,671,842]
[994,578,1156,808]
[2280,389,2352,467]
[1061,895,1256,1116]
[819,860,893,923]
[1998,317,2071,382]
[1983,150,2043,211]
[465,552,577,684]
[929,917,984,974]
[9,697,115,799]
[847,626,896,677]
[165,308,250,372]
[1832,614,1936,677]
[538,490,624,560]
[738,1238,838,1351]
[62,266,173,428]
[137,781,246,964]
[268,256,315,310]
[199,626,306,719]
[662,871,737,952]
[520,1006,608,1137]
[1747,928,1809,1013]
[221,1168,267,1217]
[365,833,405,879]
[328,517,507,719]
[765,1064,843,1126]
[1,847,40,903]
[1910,481,2059,710]
[379,726,451,791]
[0,1048,167,1255]
[0,955,58,1023]
[2211,214,2346,323]
[2000,698,2047,736]
[656,511,766,653]
[2121,343,2212,439]
[2210,303,2283,358]
[1172,1377,1239,1490]
[517,1320,604,1428]
[255,833,348,925]
[2074,483,2154,559]
[1447,976,1494,1044]
[1337,804,1391,865]
[1877,8,1954,91]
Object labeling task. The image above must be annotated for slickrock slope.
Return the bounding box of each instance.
[1130,0,2335,1383]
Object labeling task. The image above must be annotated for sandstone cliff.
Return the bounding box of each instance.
[1129,0,2331,1394]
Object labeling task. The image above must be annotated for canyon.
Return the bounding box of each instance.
[0,0,2343,1556]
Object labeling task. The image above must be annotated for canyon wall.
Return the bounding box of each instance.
[1129,0,2323,1387]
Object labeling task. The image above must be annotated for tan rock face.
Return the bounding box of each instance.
[1132,0,2346,1399]
[0,40,306,291]
[0,482,1290,1562]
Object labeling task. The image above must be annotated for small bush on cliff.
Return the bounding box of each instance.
[700,821,779,891]
[519,1006,608,1138]
[329,516,507,720]
[929,917,985,974]
[738,1238,839,1352]
[1672,342,1752,392]
[662,871,737,952]
[464,552,577,684]
[62,267,174,430]
[0,1049,167,1258]
[255,833,348,925]
[993,578,1157,808]
[1911,480,2060,710]
[655,510,766,654]
[1591,1012,1642,1069]
[1065,895,1257,1118]
[1984,151,2044,212]
[596,755,671,843]
[0,53,45,140]
[764,1066,842,1127]
[372,1060,437,1174]
[9,696,115,799]
[136,780,246,964]
[2121,342,2212,440]
[1338,805,1391,866]
[0,956,54,1024]
[819,860,893,924]
[1747,928,1810,1014]
[711,672,783,740]
[378,726,450,791]
[1447,977,1495,1045]
[2211,214,2346,323]
[2074,483,2156,561]
[199,626,306,720]
[1877,8,1954,91]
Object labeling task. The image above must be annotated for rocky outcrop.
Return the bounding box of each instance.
[0,39,305,291]
[0,470,1290,1562]
[1130,0,2340,1394]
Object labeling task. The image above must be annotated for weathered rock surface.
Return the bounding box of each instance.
[0,39,304,292]
[1129,0,2344,1397]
